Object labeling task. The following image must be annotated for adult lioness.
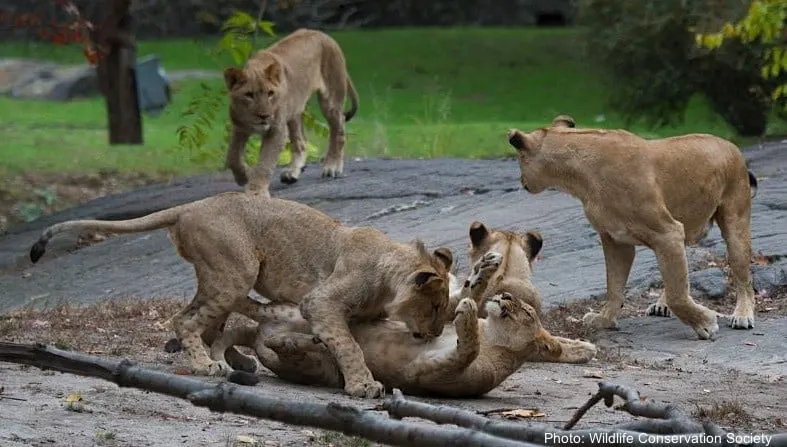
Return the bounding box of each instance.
[213,252,597,397]
[28,192,453,398]
[506,116,758,339]
[223,28,360,196]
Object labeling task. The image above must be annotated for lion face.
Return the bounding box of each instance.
[467,221,542,269]
[484,293,541,350]
[388,247,454,341]
[224,63,284,133]
[506,128,551,194]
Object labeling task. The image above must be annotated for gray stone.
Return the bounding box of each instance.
[689,268,726,299]
[752,262,787,292]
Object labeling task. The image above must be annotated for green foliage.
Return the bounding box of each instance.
[577,0,777,137]
[176,9,325,170]
[695,0,787,105]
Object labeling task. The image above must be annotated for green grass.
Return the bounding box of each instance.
[0,27,781,177]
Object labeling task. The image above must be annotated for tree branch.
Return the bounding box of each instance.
[1,342,785,447]
[0,343,531,447]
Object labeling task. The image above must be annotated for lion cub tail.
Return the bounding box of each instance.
[748,170,758,198]
[344,76,360,123]
[29,206,184,264]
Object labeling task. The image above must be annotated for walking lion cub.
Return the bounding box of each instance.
[213,223,597,397]
[223,28,360,196]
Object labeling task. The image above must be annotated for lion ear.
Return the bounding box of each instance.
[223,67,245,90]
[525,231,543,261]
[469,221,489,247]
[551,115,576,128]
[413,271,443,290]
[507,129,544,153]
[264,62,282,85]
[433,247,453,270]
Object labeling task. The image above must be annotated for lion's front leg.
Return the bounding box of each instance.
[583,233,635,331]
[226,126,252,187]
[448,251,502,318]
[300,283,384,399]
[404,298,480,383]
[280,117,308,185]
[247,123,287,197]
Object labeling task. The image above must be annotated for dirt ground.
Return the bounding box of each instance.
[1,294,785,447]
[0,171,164,235]
[1,145,786,446]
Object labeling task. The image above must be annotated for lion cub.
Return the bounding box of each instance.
[507,115,759,339]
[214,226,597,397]
[28,192,453,399]
[223,28,360,196]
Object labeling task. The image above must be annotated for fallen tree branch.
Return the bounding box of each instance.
[0,342,532,447]
[1,342,785,447]
[383,389,787,447]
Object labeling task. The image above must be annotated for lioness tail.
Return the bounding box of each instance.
[344,76,359,122]
[748,170,758,198]
[30,206,185,264]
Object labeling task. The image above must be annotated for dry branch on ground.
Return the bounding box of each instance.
[0,342,785,447]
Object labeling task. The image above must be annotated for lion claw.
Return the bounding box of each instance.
[646,302,672,317]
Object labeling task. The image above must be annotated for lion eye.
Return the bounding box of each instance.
[267,90,274,98]
[244,91,254,99]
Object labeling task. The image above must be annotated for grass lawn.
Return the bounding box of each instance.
[0,27,783,178]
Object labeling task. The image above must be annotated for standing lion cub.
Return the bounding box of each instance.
[28,192,453,399]
[506,116,758,340]
[224,28,360,196]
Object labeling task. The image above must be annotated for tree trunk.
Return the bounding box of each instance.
[95,0,143,145]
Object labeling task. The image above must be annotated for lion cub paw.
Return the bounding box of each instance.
[582,312,619,330]
[194,360,233,377]
[467,251,503,289]
[455,297,478,316]
[454,298,479,331]
[344,379,385,399]
[321,160,344,179]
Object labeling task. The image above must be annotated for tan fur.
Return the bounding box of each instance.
[506,116,758,339]
[28,192,454,399]
[465,221,544,317]
[223,28,360,196]
[212,225,597,397]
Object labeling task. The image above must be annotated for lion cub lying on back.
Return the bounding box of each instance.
[214,223,597,397]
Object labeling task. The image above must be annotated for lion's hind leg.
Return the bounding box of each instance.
[645,222,719,339]
[404,298,480,383]
[716,202,756,329]
[263,331,343,387]
[528,335,597,364]
[172,247,259,376]
[646,290,672,318]
[316,90,347,179]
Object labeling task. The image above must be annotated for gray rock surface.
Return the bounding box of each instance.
[2,141,787,314]
[1,140,786,445]
[689,268,726,299]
